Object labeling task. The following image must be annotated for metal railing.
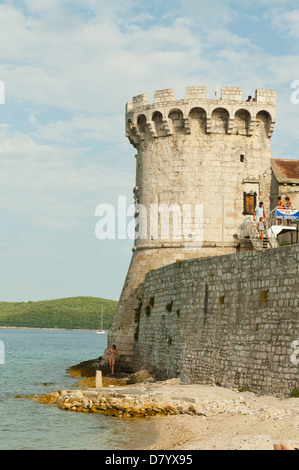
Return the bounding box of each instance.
[264,211,279,248]
[268,207,299,245]
[239,208,298,250]
[268,207,298,227]
[239,217,263,250]
[239,215,278,250]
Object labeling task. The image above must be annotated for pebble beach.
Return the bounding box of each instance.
[33,380,299,450]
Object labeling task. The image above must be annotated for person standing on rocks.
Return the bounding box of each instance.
[104,344,119,375]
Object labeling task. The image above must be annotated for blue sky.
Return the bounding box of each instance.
[1,0,299,302]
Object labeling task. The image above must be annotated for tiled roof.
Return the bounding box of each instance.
[271,158,299,183]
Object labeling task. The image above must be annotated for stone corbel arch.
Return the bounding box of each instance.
[255,110,274,138]
[211,107,230,134]
[188,107,207,134]
[126,118,140,147]
[137,114,147,137]
[234,108,252,136]
[151,111,164,137]
[168,108,185,134]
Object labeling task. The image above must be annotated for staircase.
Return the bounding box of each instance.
[239,217,278,251]
[248,220,263,250]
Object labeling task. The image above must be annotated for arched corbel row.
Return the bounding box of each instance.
[126,106,275,140]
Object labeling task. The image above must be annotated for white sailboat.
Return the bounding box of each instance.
[97,309,105,334]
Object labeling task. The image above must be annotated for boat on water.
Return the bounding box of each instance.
[97,309,106,334]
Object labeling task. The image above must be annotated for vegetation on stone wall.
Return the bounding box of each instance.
[260,290,269,305]
[166,300,173,312]
[134,299,143,341]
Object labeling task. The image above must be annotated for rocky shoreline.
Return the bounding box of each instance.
[31,380,299,420]
[24,358,299,450]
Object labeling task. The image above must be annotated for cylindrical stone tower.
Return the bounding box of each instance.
[105,85,276,372]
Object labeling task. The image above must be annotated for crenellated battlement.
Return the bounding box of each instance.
[126,86,276,143]
[127,86,276,110]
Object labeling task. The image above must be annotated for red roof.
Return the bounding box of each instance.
[271,158,299,181]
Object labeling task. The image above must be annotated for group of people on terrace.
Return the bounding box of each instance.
[253,196,293,245]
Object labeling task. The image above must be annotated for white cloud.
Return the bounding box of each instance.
[0,1,247,113]
[1,0,299,301]
[27,113,123,144]
[270,9,299,39]
[0,124,133,232]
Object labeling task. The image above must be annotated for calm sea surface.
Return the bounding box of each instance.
[0,328,156,450]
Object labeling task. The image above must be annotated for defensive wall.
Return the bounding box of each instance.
[132,244,299,397]
[106,85,277,372]
[103,86,299,397]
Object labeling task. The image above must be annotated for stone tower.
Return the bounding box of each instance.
[105,86,276,372]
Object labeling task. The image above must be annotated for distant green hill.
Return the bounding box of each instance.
[0,296,118,330]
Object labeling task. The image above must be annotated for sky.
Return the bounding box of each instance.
[1,0,299,302]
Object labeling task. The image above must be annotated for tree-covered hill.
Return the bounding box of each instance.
[0,296,118,330]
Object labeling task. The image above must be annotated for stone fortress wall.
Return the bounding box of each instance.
[133,244,299,397]
[104,86,292,387]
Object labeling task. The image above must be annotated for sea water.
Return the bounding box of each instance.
[0,329,157,450]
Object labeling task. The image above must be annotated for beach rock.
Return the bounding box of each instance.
[129,369,155,384]
[72,390,84,400]
[163,378,181,386]
[194,408,208,416]
[67,357,105,378]
[30,382,299,421]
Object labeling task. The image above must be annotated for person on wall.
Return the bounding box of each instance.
[285,196,292,226]
[277,196,284,225]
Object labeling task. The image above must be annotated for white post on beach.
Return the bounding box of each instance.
[95,370,103,388]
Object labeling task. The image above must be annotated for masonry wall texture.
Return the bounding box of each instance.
[106,86,278,371]
[102,86,299,397]
[133,245,299,397]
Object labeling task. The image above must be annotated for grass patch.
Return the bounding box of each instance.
[145,305,151,317]
[260,290,269,305]
[166,300,173,312]
[238,385,249,393]
[134,301,142,322]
